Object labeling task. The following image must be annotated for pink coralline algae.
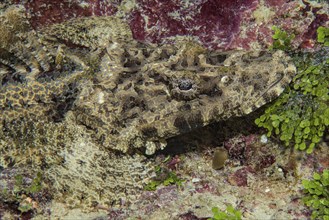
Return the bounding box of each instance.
[224,134,256,164]
[128,0,258,49]
[128,0,329,50]
[166,155,181,170]
[10,0,329,50]
[13,0,120,29]
[227,166,255,187]
[179,211,208,220]
[298,0,329,48]
[225,134,276,167]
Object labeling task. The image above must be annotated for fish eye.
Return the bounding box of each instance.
[178,79,193,91]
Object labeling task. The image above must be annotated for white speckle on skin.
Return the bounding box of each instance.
[145,141,156,155]
[109,42,119,50]
[98,91,105,104]
[221,75,229,83]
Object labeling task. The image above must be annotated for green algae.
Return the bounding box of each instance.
[209,205,242,220]
[302,169,329,220]
[255,26,329,153]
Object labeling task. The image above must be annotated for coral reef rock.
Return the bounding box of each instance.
[15,0,328,50]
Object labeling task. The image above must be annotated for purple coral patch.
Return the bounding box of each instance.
[10,0,329,50]
[129,0,328,50]
[129,0,258,49]
[19,0,119,29]
[228,166,255,187]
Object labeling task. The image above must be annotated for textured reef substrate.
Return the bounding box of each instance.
[0,0,329,219]
[7,0,329,49]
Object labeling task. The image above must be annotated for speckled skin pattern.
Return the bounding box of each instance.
[0,6,296,155]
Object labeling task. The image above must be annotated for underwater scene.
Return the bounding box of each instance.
[0,0,328,219]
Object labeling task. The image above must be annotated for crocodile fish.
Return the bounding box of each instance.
[0,9,296,155]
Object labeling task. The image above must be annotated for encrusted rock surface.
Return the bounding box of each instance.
[6,0,329,50]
